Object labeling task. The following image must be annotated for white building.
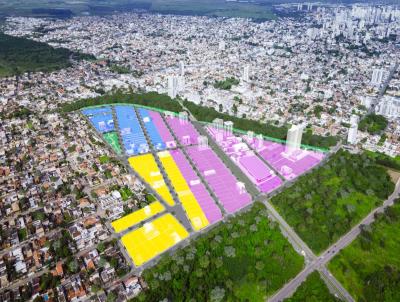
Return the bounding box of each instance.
[375,96,400,118]
[243,65,250,82]
[179,61,185,77]
[218,40,226,51]
[168,76,178,99]
[371,68,387,87]
[285,124,305,154]
[347,114,359,144]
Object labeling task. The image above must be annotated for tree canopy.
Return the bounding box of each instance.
[359,114,388,134]
[271,150,394,253]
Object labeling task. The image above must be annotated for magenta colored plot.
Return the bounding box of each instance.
[165,116,200,145]
[186,145,252,214]
[207,127,282,194]
[247,139,324,180]
[238,156,282,193]
[169,149,223,224]
[148,111,176,148]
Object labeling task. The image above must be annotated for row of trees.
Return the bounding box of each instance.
[132,202,303,301]
[271,150,395,253]
[59,90,183,113]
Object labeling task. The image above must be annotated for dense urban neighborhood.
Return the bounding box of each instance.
[0,1,400,302]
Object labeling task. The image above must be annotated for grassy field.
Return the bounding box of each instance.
[271,150,395,254]
[328,200,400,301]
[0,0,276,20]
[284,271,340,302]
[133,202,304,301]
[103,132,122,155]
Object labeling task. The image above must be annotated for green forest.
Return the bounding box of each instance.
[0,33,94,77]
[359,113,388,134]
[183,100,339,149]
[132,202,304,302]
[271,150,395,253]
[329,200,400,301]
[59,90,183,113]
[284,271,340,302]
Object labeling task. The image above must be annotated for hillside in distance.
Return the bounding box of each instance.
[0,0,276,20]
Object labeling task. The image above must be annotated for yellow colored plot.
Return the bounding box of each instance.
[121,213,189,266]
[128,154,175,206]
[111,201,165,233]
[158,151,209,231]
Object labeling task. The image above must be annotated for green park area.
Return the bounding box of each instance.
[133,202,304,301]
[359,113,388,134]
[271,150,395,254]
[103,132,122,155]
[284,271,340,302]
[214,77,240,90]
[329,200,400,301]
[0,32,93,77]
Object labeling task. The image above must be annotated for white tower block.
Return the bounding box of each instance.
[236,182,246,194]
[179,112,188,125]
[197,136,208,150]
[213,118,224,131]
[168,76,178,98]
[224,121,234,136]
[243,65,250,82]
[256,134,263,149]
[347,114,359,145]
[219,40,226,51]
[179,61,185,77]
[246,131,254,142]
[285,124,304,154]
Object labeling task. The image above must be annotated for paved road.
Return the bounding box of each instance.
[268,179,400,302]
[261,200,316,262]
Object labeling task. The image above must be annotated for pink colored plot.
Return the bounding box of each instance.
[165,116,200,145]
[207,127,282,194]
[169,149,222,224]
[148,111,176,148]
[238,156,282,193]
[247,139,324,180]
[186,145,252,214]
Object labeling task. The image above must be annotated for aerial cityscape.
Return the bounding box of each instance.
[0,1,400,301]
